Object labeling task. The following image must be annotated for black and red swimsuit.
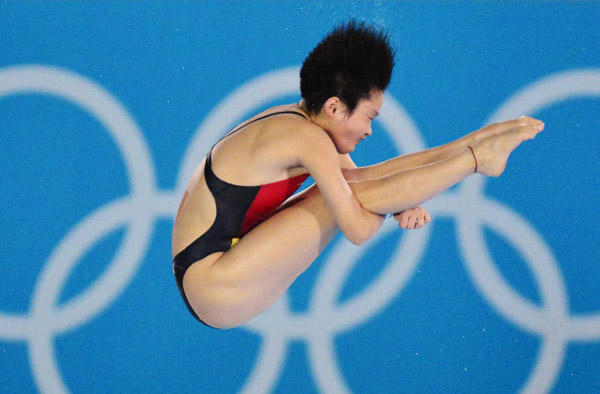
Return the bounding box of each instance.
[173,111,310,324]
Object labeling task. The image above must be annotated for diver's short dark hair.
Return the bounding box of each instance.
[300,20,395,115]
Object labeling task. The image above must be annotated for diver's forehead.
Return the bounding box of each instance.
[358,89,384,113]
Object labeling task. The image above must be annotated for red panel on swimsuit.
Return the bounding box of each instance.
[240,173,310,235]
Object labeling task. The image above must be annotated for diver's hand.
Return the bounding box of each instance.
[394,206,431,230]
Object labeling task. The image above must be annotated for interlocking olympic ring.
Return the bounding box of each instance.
[0,65,599,394]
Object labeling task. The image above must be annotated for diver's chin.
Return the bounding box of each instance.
[333,140,355,154]
[336,144,355,154]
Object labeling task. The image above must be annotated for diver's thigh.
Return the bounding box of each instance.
[183,189,339,328]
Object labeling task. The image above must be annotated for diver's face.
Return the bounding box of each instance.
[332,89,384,153]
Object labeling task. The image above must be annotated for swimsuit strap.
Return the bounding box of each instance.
[204,110,309,192]
[216,110,308,144]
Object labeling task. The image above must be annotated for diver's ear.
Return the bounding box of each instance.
[322,96,345,119]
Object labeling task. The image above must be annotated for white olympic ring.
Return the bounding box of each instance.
[0,65,599,394]
[0,65,157,394]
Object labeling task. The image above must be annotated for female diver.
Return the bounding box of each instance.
[172,21,544,329]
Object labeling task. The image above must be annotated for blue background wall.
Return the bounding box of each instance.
[1,1,599,393]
